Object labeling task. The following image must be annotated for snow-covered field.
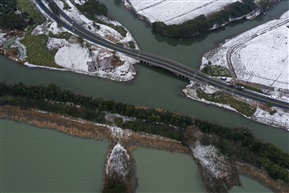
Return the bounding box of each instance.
[29,0,139,81]
[202,11,289,90]
[124,0,240,24]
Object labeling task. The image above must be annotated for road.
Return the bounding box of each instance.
[36,0,289,111]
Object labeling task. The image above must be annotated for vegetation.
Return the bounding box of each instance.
[94,18,127,37]
[257,0,276,9]
[16,0,46,24]
[201,65,231,77]
[72,0,127,37]
[196,88,256,117]
[74,0,107,18]
[21,27,61,68]
[235,83,263,93]
[0,0,33,29]
[152,0,257,38]
[0,82,288,184]
[128,41,136,49]
[60,0,71,10]
[103,179,127,193]
[0,82,191,140]
[195,119,289,183]
[48,32,72,40]
[48,1,60,16]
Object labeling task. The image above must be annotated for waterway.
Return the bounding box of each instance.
[1,4,289,150]
[134,148,273,193]
[0,1,288,192]
[0,119,109,193]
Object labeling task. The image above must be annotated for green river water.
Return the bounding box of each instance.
[0,1,288,192]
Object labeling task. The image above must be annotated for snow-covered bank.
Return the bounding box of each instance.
[25,0,139,81]
[124,0,240,25]
[106,143,130,177]
[191,141,239,192]
[183,80,289,130]
[191,142,230,180]
[202,11,289,91]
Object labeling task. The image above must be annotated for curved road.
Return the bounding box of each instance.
[36,0,289,111]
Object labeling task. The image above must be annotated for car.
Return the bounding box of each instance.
[221,77,227,81]
[236,86,244,90]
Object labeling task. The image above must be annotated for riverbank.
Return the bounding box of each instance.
[0,0,139,82]
[1,105,288,193]
[237,162,289,193]
[123,0,269,38]
[183,80,289,130]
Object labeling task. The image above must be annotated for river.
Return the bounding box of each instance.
[0,1,288,192]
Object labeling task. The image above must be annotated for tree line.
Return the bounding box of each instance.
[74,0,108,19]
[0,82,288,183]
[0,0,35,29]
[195,119,289,183]
[152,0,257,38]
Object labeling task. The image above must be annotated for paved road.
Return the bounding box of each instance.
[36,0,289,111]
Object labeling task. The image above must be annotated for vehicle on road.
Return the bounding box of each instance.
[221,77,227,80]
[236,85,244,90]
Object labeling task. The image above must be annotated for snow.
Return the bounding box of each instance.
[59,0,139,49]
[125,0,240,25]
[191,141,229,179]
[47,37,70,50]
[183,80,238,113]
[202,11,289,90]
[55,43,91,72]
[183,80,289,130]
[252,108,289,130]
[28,0,140,81]
[73,0,87,5]
[106,143,129,177]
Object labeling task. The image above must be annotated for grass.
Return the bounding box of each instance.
[60,0,71,10]
[48,32,72,40]
[21,26,61,68]
[94,18,127,37]
[202,65,231,77]
[196,88,256,117]
[128,41,136,49]
[16,0,46,24]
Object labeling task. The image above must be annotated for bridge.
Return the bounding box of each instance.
[35,0,289,111]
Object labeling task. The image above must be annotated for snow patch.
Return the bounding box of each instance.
[73,0,87,5]
[55,43,92,72]
[47,38,70,50]
[106,143,129,177]
[191,141,229,179]
[252,107,289,130]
